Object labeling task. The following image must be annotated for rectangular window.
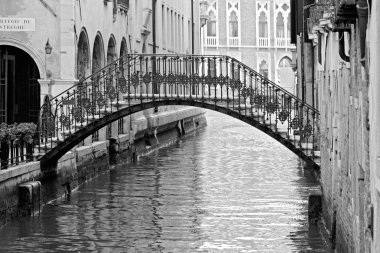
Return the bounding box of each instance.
[171,11,174,50]
[207,20,216,36]
[162,5,166,48]
[188,20,191,51]
[178,14,181,52]
[229,21,238,37]
[209,59,216,77]
[107,124,112,139]
[118,118,124,134]
[92,130,99,142]
[181,17,185,53]
[259,69,268,78]
[167,8,171,50]
[174,12,177,52]
[259,22,268,37]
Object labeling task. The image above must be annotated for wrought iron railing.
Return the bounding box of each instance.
[38,54,320,164]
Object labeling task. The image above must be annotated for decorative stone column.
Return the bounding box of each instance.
[37,79,52,106]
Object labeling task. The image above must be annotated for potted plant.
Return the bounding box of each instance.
[0,123,37,169]
[0,123,16,169]
[15,123,37,161]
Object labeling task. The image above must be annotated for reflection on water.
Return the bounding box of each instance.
[0,111,331,252]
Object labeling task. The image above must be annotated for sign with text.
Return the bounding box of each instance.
[0,18,35,31]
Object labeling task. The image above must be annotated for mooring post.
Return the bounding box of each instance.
[18,181,42,216]
[308,186,322,224]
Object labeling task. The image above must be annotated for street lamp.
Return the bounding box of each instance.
[45,39,52,55]
[199,0,209,56]
[199,0,209,27]
[44,39,52,78]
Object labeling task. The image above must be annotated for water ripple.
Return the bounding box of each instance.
[0,111,331,252]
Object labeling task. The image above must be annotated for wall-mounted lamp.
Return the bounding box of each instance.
[45,39,52,55]
[45,39,52,79]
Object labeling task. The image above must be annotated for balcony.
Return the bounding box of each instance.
[205,36,217,47]
[275,38,286,47]
[335,0,357,27]
[258,37,269,47]
[228,37,239,47]
[117,0,129,12]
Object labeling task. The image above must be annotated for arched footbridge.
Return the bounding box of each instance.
[38,54,320,168]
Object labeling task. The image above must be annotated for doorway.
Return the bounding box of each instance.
[0,45,40,124]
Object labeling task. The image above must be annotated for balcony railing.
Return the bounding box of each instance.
[287,38,291,46]
[258,37,269,47]
[228,37,240,47]
[276,38,287,47]
[205,36,217,47]
[117,0,129,12]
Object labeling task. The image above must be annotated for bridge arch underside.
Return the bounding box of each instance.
[40,100,318,169]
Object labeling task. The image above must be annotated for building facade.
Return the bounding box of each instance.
[292,0,378,252]
[0,0,202,143]
[202,0,296,93]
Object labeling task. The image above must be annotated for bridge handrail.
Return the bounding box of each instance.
[224,55,319,114]
[42,54,318,115]
[35,53,321,169]
[40,54,139,111]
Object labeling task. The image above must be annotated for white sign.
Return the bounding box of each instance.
[0,18,35,31]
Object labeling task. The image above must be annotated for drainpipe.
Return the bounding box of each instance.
[310,43,314,108]
[191,0,195,94]
[152,0,156,54]
[152,0,157,94]
[357,0,368,67]
[338,32,350,62]
[300,33,305,103]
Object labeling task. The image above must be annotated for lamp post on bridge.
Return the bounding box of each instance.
[199,0,209,55]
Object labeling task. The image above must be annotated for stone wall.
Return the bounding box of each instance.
[0,162,41,227]
[316,23,371,252]
[368,2,380,252]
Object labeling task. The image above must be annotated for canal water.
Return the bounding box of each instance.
[0,111,331,252]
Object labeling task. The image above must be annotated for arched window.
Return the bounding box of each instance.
[120,38,127,57]
[279,57,292,67]
[207,10,217,36]
[92,34,105,74]
[229,11,238,37]
[77,31,90,80]
[107,36,117,65]
[259,12,268,38]
[259,60,269,78]
[276,12,284,38]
